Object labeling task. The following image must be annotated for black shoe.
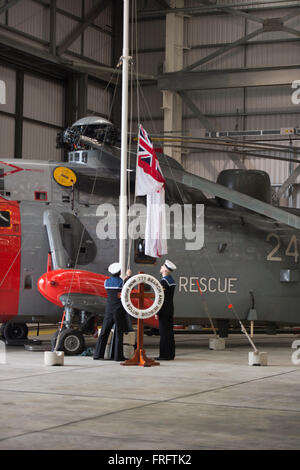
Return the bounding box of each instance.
[93,356,105,360]
[115,357,126,362]
[155,357,172,361]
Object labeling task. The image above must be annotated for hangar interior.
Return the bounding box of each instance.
[1,0,300,205]
[1,0,300,452]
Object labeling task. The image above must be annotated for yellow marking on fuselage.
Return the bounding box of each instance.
[28,329,56,337]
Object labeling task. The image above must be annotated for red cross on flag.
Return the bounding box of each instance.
[135,125,168,258]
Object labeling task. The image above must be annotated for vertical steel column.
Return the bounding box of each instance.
[163,0,184,163]
[14,70,24,159]
[65,73,77,126]
[50,0,56,56]
[77,73,88,119]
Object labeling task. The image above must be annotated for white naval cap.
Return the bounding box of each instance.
[164,260,176,271]
[108,262,121,275]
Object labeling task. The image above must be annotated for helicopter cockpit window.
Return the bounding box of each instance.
[76,124,112,141]
[0,211,10,227]
[68,152,88,165]
[134,238,156,265]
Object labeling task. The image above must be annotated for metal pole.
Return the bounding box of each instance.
[119,0,129,278]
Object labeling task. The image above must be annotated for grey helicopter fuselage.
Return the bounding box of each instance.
[1,139,300,331]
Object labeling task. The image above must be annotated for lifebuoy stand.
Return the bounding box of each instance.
[121,273,160,367]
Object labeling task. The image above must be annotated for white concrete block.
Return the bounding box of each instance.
[248,351,268,366]
[209,337,226,350]
[0,340,6,365]
[104,332,136,359]
[44,351,64,366]
[123,344,134,359]
[290,341,300,365]
[124,331,136,346]
[104,343,112,360]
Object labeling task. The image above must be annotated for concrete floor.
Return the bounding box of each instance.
[0,333,299,450]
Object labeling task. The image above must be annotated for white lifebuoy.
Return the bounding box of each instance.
[121,274,164,319]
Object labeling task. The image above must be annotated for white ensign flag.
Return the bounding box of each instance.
[135,125,168,258]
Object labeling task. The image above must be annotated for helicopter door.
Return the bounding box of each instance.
[0,199,21,321]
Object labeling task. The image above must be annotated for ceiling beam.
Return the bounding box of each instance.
[56,0,111,56]
[0,28,112,83]
[0,0,22,15]
[281,7,300,23]
[178,90,214,131]
[277,165,300,198]
[197,0,264,24]
[138,1,300,19]
[158,65,300,91]
[181,27,264,72]
[282,26,300,38]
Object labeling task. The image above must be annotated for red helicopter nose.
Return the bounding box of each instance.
[37,269,108,307]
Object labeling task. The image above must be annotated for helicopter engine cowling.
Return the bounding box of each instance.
[216,169,271,209]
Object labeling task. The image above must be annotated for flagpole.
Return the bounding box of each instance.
[119,0,130,278]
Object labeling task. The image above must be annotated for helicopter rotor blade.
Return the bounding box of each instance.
[181,171,300,230]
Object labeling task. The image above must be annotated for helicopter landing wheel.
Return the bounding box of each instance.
[1,322,28,341]
[52,329,85,356]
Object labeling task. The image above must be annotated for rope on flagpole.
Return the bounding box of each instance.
[126,0,140,272]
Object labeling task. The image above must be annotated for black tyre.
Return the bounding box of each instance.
[0,323,5,339]
[217,319,229,338]
[2,322,28,340]
[56,329,85,356]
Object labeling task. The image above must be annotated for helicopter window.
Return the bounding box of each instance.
[35,191,47,201]
[24,275,33,290]
[69,154,73,162]
[134,238,156,265]
[82,152,88,164]
[75,153,80,162]
[0,211,10,227]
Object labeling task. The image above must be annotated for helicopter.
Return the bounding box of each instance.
[1,115,300,355]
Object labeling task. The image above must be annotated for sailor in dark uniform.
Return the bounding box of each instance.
[155,260,177,361]
[93,262,131,362]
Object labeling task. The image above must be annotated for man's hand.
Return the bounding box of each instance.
[126,269,132,277]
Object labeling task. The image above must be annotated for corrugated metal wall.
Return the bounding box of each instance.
[8,0,49,42]
[0,65,16,158]
[88,80,112,118]
[22,74,64,160]
[132,14,165,134]
[179,3,300,197]
[0,0,113,161]
[0,116,15,158]
[6,0,113,62]
[23,74,64,127]
[0,65,16,114]
[22,121,62,160]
